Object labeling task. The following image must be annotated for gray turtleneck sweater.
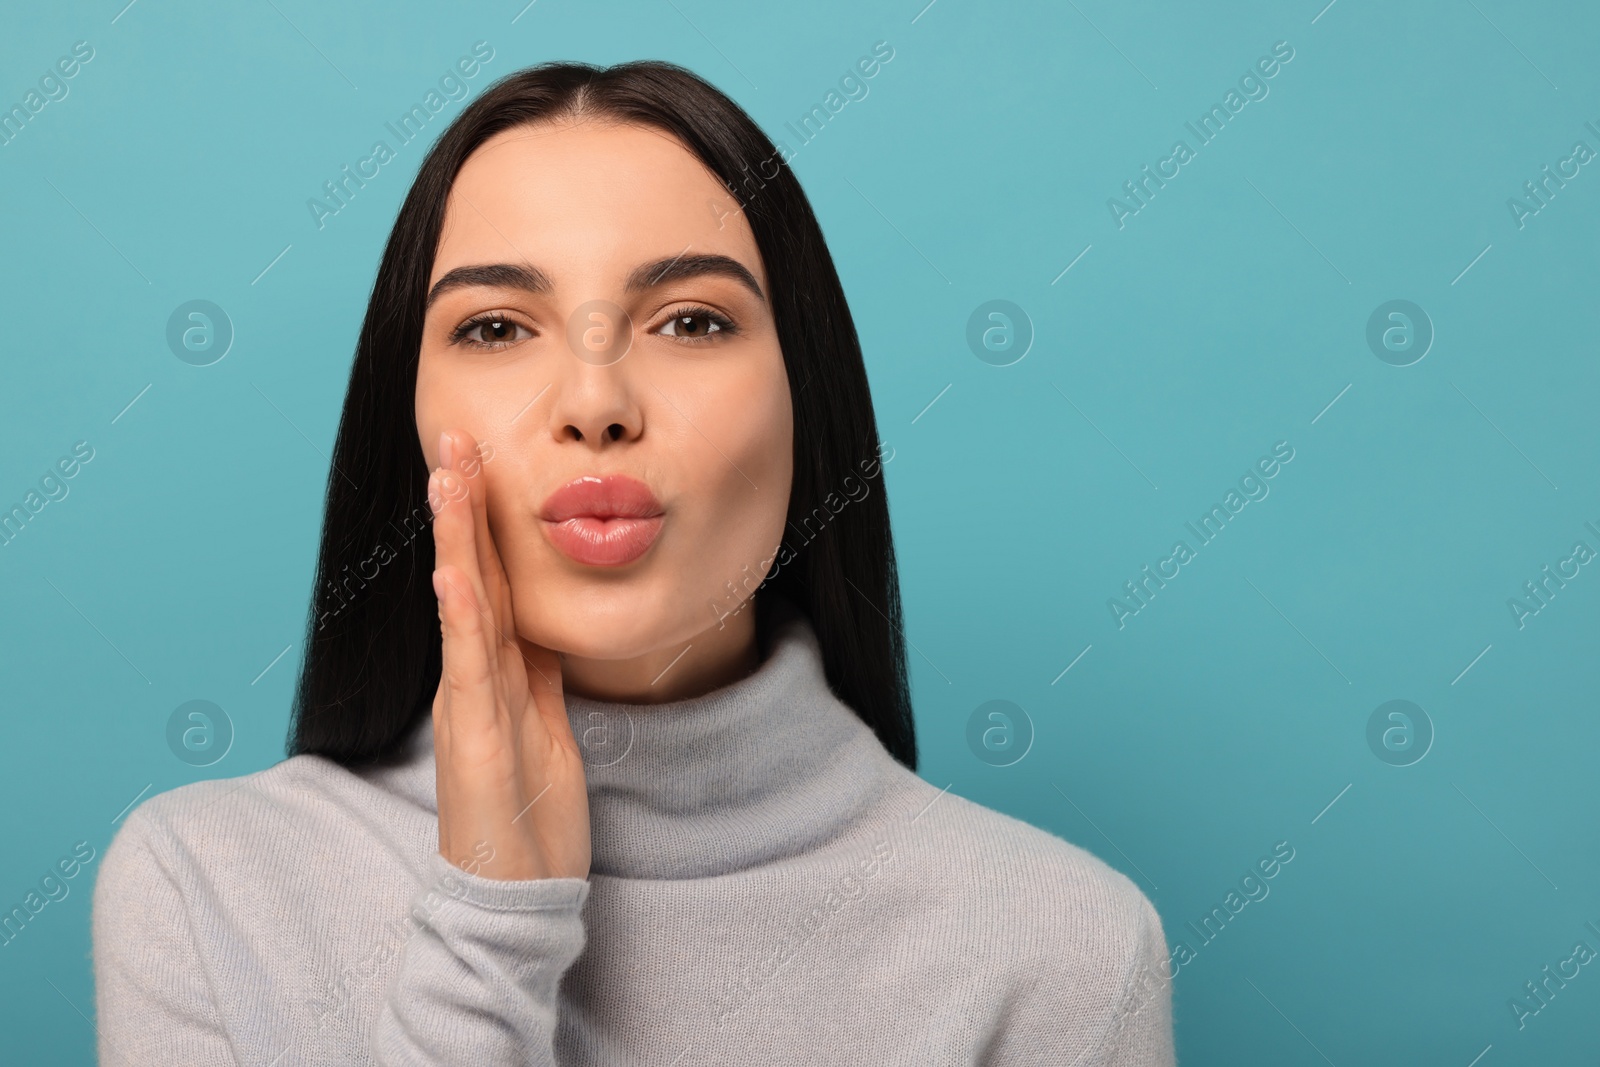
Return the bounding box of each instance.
[92,597,1175,1065]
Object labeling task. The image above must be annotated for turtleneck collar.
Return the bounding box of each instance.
[381,594,902,880]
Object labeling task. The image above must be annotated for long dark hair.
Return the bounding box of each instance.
[288,60,915,771]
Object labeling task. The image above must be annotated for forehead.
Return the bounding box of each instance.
[432,119,763,290]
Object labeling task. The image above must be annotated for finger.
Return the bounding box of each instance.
[430,465,499,678]
[432,563,497,742]
[433,565,513,872]
[445,428,515,642]
[515,635,572,746]
[515,634,563,699]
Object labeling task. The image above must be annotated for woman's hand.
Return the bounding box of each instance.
[428,428,591,882]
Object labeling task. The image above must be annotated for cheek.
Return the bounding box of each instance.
[414,357,502,467]
[724,368,792,480]
[479,444,541,562]
[413,357,454,465]
[674,359,793,576]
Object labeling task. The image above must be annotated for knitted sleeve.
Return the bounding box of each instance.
[980,887,1177,1067]
[1076,892,1176,1067]
[92,805,591,1066]
[92,808,236,1066]
[370,850,591,1066]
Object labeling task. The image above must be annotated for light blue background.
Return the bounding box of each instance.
[2,1,1596,1063]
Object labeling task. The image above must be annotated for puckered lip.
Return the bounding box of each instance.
[539,474,664,523]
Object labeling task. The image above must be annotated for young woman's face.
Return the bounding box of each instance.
[415,119,794,660]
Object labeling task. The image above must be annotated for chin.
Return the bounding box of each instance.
[511,573,710,660]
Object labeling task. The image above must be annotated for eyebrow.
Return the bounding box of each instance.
[627,253,765,302]
[425,253,765,309]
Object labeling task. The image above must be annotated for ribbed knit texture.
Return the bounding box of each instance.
[92,595,1176,1065]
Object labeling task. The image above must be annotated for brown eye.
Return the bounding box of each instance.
[671,314,711,336]
[474,320,517,343]
[656,306,736,342]
[451,315,532,349]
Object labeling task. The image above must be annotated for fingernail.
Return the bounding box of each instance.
[427,469,443,513]
[432,569,444,599]
[439,430,455,470]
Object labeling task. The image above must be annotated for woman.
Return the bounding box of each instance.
[92,60,1175,1065]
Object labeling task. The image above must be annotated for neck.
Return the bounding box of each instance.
[548,597,763,704]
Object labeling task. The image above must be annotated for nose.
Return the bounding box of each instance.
[545,356,643,450]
